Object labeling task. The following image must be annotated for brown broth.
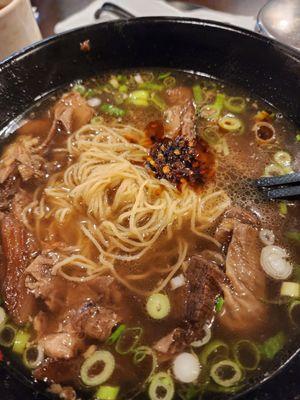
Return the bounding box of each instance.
[0,69,299,400]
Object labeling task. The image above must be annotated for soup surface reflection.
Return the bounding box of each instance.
[0,70,299,400]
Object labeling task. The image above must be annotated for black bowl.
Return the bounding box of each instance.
[0,17,299,400]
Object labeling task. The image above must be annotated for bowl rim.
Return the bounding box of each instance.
[0,16,299,400]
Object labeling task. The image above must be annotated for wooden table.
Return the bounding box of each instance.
[32,0,268,37]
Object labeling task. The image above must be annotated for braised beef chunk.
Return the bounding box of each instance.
[70,301,120,341]
[1,214,37,324]
[154,254,226,355]
[37,92,94,153]
[34,358,83,385]
[163,87,195,139]
[0,175,20,211]
[218,209,268,335]
[40,333,84,360]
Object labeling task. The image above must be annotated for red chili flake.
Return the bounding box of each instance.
[0,349,4,362]
[80,39,91,52]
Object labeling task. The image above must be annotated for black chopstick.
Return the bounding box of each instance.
[255,172,300,200]
[256,172,300,188]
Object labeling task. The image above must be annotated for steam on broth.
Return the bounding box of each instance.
[0,70,299,400]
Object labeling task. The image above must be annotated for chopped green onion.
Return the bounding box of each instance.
[163,76,176,88]
[23,344,44,369]
[215,296,224,313]
[100,103,125,117]
[85,88,99,99]
[128,90,150,107]
[224,97,246,114]
[139,82,164,91]
[210,359,242,387]
[0,307,7,327]
[146,293,171,320]
[133,346,157,383]
[96,386,120,400]
[116,74,127,84]
[206,382,244,394]
[280,282,300,298]
[200,93,225,121]
[201,127,221,145]
[177,384,200,400]
[80,350,115,387]
[0,324,16,347]
[141,72,155,82]
[13,329,30,355]
[273,151,292,167]
[73,84,86,95]
[115,327,142,354]
[288,300,300,327]
[285,231,300,242]
[233,340,260,371]
[259,331,286,360]
[148,372,174,400]
[264,163,285,177]
[119,84,128,93]
[192,85,202,105]
[150,92,167,111]
[158,72,171,80]
[199,340,229,365]
[218,115,243,133]
[279,201,287,216]
[296,134,300,142]
[109,76,119,89]
[106,324,126,345]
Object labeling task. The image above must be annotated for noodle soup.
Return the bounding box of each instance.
[0,70,299,400]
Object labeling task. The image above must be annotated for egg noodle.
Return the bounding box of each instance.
[22,122,231,295]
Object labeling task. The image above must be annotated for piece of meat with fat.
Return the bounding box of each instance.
[37,92,94,152]
[163,87,195,139]
[217,208,268,335]
[40,332,84,359]
[154,253,226,355]
[0,136,45,184]
[0,214,38,324]
[69,300,120,341]
[34,357,82,385]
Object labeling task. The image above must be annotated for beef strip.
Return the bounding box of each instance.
[0,214,38,324]
[154,254,226,355]
[34,357,83,386]
[37,92,94,153]
[0,174,20,211]
[217,208,268,336]
[163,87,195,139]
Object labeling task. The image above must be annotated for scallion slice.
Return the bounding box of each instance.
[95,385,120,400]
[273,151,292,167]
[280,282,300,298]
[218,115,243,133]
[0,324,17,348]
[200,93,225,121]
[233,340,260,371]
[288,300,300,327]
[115,327,142,355]
[193,85,202,105]
[224,97,246,113]
[128,90,150,107]
[23,344,44,369]
[106,324,126,345]
[0,307,7,327]
[163,76,176,88]
[100,103,125,117]
[148,372,174,400]
[146,293,171,320]
[210,359,242,387]
[259,331,286,360]
[199,340,229,365]
[13,329,31,355]
[80,350,115,387]
[150,92,167,111]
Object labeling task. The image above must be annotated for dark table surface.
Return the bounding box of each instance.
[1,1,300,400]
